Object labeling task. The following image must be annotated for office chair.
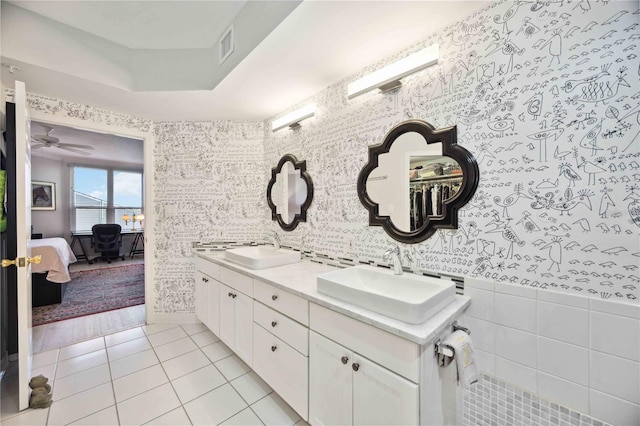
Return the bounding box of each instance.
[91,224,125,263]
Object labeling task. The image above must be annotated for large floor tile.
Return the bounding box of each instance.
[117,382,181,425]
[162,349,211,380]
[145,407,192,425]
[113,364,168,402]
[215,355,250,381]
[220,408,263,426]
[105,327,145,347]
[32,348,59,368]
[172,364,227,404]
[251,393,300,426]
[147,326,188,347]
[59,337,105,361]
[106,337,152,361]
[154,337,198,362]
[68,406,119,425]
[190,330,220,347]
[48,382,115,426]
[2,407,49,426]
[110,349,159,380]
[55,349,108,379]
[201,341,233,363]
[142,323,179,336]
[184,383,248,426]
[231,372,273,405]
[54,363,111,400]
[180,323,208,336]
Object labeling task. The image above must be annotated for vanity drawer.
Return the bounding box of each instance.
[253,323,308,420]
[310,303,420,383]
[219,266,253,297]
[195,256,220,280]
[254,280,309,326]
[254,302,308,356]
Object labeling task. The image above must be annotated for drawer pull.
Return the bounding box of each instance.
[352,363,360,372]
[202,277,209,283]
[232,293,237,299]
[271,321,277,328]
[341,356,349,365]
[271,345,277,352]
[271,294,278,301]
[228,292,232,297]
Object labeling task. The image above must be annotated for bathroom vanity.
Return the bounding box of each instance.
[194,252,470,425]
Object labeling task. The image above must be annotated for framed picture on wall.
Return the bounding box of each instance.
[32,181,56,211]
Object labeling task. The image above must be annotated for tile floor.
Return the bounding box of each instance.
[1,323,308,426]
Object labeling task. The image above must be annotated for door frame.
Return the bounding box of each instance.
[27,111,156,324]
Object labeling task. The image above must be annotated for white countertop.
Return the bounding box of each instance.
[195,251,470,345]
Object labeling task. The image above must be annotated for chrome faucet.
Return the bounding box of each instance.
[268,231,281,249]
[383,245,403,275]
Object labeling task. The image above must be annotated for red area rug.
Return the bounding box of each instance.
[32,264,145,326]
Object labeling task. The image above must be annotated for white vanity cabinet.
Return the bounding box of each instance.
[309,303,420,426]
[194,257,220,334]
[252,279,309,420]
[218,267,253,366]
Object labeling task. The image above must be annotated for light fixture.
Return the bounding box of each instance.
[272,103,317,132]
[347,44,440,99]
[121,212,142,230]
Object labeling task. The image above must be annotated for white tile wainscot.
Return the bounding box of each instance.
[462,277,640,426]
[194,252,471,425]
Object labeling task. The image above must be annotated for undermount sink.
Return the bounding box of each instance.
[317,265,455,324]
[224,246,300,270]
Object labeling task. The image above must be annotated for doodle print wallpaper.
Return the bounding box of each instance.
[2,89,266,315]
[265,0,640,304]
[153,121,265,312]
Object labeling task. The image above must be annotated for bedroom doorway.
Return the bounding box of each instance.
[28,120,150,350]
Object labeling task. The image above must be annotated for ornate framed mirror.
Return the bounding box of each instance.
[357,119,479,243]
[267,154,314,231]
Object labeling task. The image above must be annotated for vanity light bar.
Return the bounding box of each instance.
[271,103,317,132]
[347,44,439,99]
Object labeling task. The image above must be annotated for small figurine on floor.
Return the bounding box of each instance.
[29,374,53,408]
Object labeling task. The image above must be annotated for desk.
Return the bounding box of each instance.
[70,230,144,264]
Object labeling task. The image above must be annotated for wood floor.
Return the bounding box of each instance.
[32,304,146,354]
[31,257,147,353]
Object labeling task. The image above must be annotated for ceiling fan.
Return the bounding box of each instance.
[31,126,95,156]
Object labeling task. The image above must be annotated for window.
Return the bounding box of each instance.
[71,166,143,232]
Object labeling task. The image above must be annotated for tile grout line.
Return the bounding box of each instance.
[103,335,123,426]
[145,324,198,425]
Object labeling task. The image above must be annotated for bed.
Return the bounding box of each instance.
[29,238,78,307]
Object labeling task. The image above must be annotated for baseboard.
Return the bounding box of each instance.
[146,312,197,324]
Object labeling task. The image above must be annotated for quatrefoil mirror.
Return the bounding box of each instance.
[357,119,479,243]
[267,154,314,231]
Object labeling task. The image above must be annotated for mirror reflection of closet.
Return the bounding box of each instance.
[408,154,463,231]
[358,120,479,244]
[266,154,314,231]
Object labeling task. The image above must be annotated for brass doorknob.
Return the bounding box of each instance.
[1,255,41,268]
[1,258,17,268]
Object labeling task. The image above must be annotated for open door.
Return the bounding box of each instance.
[1,81,36,411]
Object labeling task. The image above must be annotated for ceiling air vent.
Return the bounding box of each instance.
[219,25,234,65]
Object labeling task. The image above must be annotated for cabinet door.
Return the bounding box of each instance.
[206,278,220,335]
[352,354,419,426]
[234,291,253,366]
[254,324,308,421]
[194,271,209,325]
[309,331,352,426]
[219,283,235,349]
